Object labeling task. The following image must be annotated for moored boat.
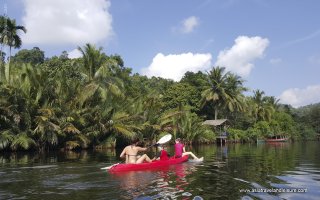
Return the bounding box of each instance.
[108,155,189,173]
[266,135,288,142]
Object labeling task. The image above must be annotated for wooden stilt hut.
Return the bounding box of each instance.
[202,119,230,145]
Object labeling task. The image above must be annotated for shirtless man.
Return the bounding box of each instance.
[120,139,152,164]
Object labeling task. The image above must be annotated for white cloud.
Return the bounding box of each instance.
[182,16,199,33]
[214,36,269,77]
[68,49,82,59]
[173,16,199,34]
[142,53,212,81]
[22,0,113,45]
[279,85,320,108]
[270,58,282,65]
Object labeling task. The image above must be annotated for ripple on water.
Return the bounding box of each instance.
[19,165,58,169]
[257,165,319,200]
[42,174,81,187]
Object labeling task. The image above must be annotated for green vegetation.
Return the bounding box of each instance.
[0,16,319,152]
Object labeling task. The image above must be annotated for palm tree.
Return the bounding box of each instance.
[77,43,106,81]
[75,43,124,108]
[250,90,275,123]
[0,16,8,81]
[264,96,280,111]
[0,16,26,83]
[201,66,246,120]
[33,108,61,151]
[160,104,214,144]
[11,132,35,151]
[224,73,247,113]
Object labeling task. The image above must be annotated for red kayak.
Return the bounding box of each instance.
[108,155,189,173]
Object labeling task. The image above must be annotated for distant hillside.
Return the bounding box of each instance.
[292,102,320,137]
[295,102,320,116]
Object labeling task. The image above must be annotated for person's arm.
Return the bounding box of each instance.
[137,147,147,151]
[120,147,126,158]
[183,146,186,153]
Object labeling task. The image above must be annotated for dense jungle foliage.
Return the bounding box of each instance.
[0,16,319,152]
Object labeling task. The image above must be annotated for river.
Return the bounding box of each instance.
[0,142,319,199]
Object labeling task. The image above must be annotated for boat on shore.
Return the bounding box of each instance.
[107,155,189,173]
[266,135,288,143]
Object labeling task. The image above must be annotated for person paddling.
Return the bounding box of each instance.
[174,138,203,161]
[120,138,152,164]
[153,145,170,161]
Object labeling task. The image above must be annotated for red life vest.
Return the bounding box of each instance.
[160,150,169,160]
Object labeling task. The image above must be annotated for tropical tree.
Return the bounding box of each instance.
[0,16,26,63]
[250,90,275,123]
[77,43,106,81]
[0,16,26,83]
[201,66,246,120]
[264,96,280,111]
[138,93,164,143]
[33,108,61,151]
[75,43,124,108]
[162,82,200,112]
[160,104,215,144]
[11,47,45,65]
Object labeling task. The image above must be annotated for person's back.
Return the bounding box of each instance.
[174,138,204,161]
[159,149,169,160]
[120,139,152,164]
[122,145,141,164]
[174,139,184,158]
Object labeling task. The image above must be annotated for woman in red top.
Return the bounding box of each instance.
[159,145,169,160]
[174,138,203,161]
[152,146,170,160]
[153,145,170,161]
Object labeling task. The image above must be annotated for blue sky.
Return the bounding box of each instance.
[1,0,320,108]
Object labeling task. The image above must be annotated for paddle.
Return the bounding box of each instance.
[100,134,172,170]
[101,163,119,170]
[148,133,172,148]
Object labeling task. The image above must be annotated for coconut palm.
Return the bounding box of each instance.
[224,73,247,113]
[75,43,124,108]
[264,96,280,111]
[250,90,275,123]
[201,66,246,120]
[160,104,214,144]
[77,43,106,81]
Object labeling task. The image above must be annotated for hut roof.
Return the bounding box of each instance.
[202,119,228,126]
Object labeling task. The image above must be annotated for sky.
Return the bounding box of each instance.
[1,0,320,108]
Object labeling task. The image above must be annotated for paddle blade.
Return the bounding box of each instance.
[101,163,119,170]
[157,134,172,144]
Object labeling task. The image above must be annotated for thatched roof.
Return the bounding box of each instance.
[202,119,228,126]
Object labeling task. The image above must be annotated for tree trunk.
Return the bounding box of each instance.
[0,45,4,81]
[7,46,11,84]
[214,109,218,120]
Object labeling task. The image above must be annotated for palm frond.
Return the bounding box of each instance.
[11,132,35,150]
[0,130,14,149]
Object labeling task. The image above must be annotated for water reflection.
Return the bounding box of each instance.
[0,142,320,199]
[110,162,202,199]
[0,149,117,166]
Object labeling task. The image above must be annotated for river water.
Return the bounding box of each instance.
[0,142,319,200]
